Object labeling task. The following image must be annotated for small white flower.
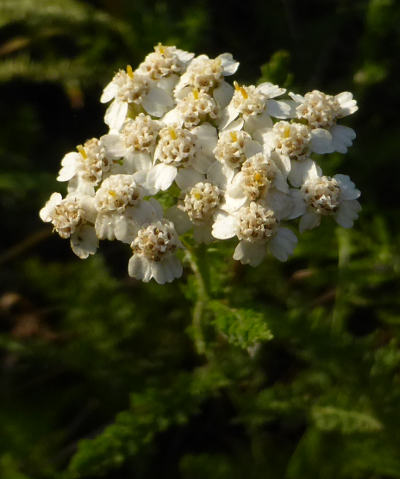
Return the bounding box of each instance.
[101,65,174,130]
[139,123,218,194]
[39,192,98,259]
[94,174,158,243]
[163,88,219,129]
[128,219,183,284]
[262,121,312,173]
[224,152,289,213]
[168,180,224,244]
[137,43,194,81]
[57,138,118,193]
[288,90,358,154]
[214,128,263,171]
[289,161,361,231]
[175,53,239,95]
[220,81,290,134]
[100,114,162,175]
[212,201,297,265]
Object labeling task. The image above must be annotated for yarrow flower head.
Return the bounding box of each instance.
[39,45,361,283]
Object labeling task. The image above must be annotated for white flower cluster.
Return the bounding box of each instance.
[40,44,361,284]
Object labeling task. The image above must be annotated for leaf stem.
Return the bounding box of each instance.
[182,239,208,356]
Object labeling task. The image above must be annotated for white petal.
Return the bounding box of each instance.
[100,134,126,158]
[233,240,266,266]
[330,125,356,154]
[156,74,179,94]
[126,151,153,173]
[244,139,263,157]
[80,195,97,223]
[166,255,183,279]
[288,159,317,187]
[100,81,118,103]
[335,200,361,228]
[146,164,177,192]
[264,190,293,220]
[148,198,164,220]
[142,86,173,117]
[113,214,135,244]
[175,49,195,64]
[70,225,98,259]
[270,150,291,175]
[162,107,183,127]
[192,152,212,174]
[213,81,234,109]
[57,152,79,182]
[266,99,294,119]
[128,255,152,282]
[207,161,234,189]
[310,128,334,154]
[288,189,307,219]
[95,213,116,240]
[227,172,245,198]
[151,256,182,284]
[129,200,161,228]
[219,102,240,130]
[165,205,192,234]
[288,92,304,103]
[221,117,244,133]
[269,227,297,261]
[224,193,247,213]
[39,192,62,222]
[175,167,204,190]
[104,100,128,131]
[193,122,218,155]
[335,174,361,200]
[218,53,240,75]
[273,169,289,194]
[212,211,237,239]
[257,82,285,98]
[335,91,358,116]
[244,109,273,138]
[299,211,320,232]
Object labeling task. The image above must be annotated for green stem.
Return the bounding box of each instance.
[182,239,208,356]
[332,229,351,333]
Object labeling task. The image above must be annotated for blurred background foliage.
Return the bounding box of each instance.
[1,0,400,477]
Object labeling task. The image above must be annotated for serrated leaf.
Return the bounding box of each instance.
[209,300,273,350]
[311,406,383,434]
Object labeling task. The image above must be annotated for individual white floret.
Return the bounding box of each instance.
[101,65,174,131]
[175,53,238,93]
[214,128,263,171]
[128,219,183,284]
[39,192,98,259]
[167,178,225,244]
[57,138,117,194]
[137,43,194,81]
[219,81,291,136]
[224,152,289,213]
[289,161,361,232]
[100,114,162,175]
[212,201,297,265]
[94,174,159,243]
[262,121,312,174]
[174,53,238,113]
[287,90,358,154]
[137,123,218,194]
[162,88,219,129]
